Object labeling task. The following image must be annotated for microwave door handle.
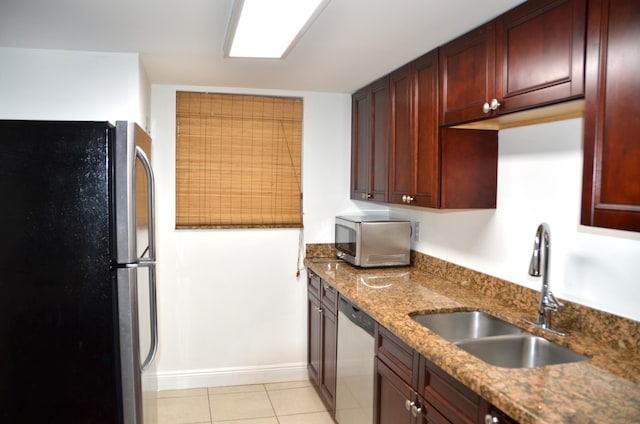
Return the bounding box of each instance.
[136,146,156,262]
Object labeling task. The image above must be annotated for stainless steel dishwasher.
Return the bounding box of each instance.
[335,295,375,424]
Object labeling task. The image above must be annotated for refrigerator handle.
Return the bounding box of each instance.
[135,145,158,371]
[140,263,158,372]
[136,146,156,261]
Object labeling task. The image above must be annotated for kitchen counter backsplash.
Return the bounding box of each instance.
[306,243,336,259]
[306,243,640,358]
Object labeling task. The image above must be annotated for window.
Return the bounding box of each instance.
[175,91,303,229]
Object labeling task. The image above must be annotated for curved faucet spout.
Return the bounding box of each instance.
[528,223,562,329]
[528,222,550,279]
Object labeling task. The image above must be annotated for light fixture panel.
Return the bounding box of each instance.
[225,0,330,59]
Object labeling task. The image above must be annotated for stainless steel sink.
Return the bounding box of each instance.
[454,334,588,368]
[411,310,588,368]
[410,311,524,342]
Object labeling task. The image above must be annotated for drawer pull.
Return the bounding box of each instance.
[485,414,500,424]
[412,403,422,417]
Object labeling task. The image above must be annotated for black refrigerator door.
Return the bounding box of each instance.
[0,121,120,423]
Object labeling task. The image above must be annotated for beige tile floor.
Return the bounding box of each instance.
[157,379,334,424]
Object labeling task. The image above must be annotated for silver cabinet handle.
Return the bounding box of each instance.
[402,195,414,204]
[485,414,500,424]
[483,99,501,113]
[411,403,422,417]
[405,400,414,412]
[361,192,373,200]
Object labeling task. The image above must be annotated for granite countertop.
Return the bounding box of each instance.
[305,253,640,424]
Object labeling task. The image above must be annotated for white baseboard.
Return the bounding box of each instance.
[155,362,309,391]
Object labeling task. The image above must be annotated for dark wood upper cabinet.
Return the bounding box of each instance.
[439,23,496,126]
[495,0,586,114]
[440,128,498,209]
[440,0,586,126]
[581,0,640,232]
[351,76,390,202]
[389,51,440,208]
[389,50,498,209]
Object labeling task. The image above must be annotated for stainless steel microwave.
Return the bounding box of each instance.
[335,215,411,268]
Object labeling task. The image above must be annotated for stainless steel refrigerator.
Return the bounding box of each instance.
[0,120,158,423]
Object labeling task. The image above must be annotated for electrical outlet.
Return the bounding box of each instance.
[413,222,421,242]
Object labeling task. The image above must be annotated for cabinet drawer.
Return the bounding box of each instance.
[376,325,419,387]
[308,270,321,300]
[321,282,338,315]
[420,359,482,424]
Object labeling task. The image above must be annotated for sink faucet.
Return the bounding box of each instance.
[527,223,565,335]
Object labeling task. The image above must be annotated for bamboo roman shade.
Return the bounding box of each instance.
[175,91,303,228]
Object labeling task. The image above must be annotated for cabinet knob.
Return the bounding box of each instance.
[483,99,501,113]
[411,403,423,417]
[404,400,414,412]
[485,414,500,424]
[315,306,324,313]
[402,195,414,204]
[361,193,373,200]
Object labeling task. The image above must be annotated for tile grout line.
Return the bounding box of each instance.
[263,383,280,422]
[206,389,212,424]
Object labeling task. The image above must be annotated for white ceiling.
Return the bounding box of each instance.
[0,0,526,93]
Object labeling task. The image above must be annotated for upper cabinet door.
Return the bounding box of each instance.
[495,0,586,114]
[351,77,390,203]
[351,86,372,201]
[388,64,414,205]
[439,23,496,126]
[581,0,640,232]
[412,52,440,208]
[388,51,440,208]
[370,77,391,202]
[440,0,587,127]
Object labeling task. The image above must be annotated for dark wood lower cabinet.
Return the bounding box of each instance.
[307,292,322,384]
[419,359,489,424]
[320,308,337,408]
[375,358,416,424]
[375,324,518,424]
[307,270,338,414]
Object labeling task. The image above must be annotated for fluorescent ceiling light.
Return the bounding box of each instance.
[225,0,330,59]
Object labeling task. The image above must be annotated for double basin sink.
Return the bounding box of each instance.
[411,311,588,368]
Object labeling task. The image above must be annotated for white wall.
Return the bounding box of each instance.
[0,47,149,125]
[382,118,640,322]
[149,85,354,389]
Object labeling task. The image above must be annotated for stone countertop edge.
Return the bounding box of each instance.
[304,247,640,424]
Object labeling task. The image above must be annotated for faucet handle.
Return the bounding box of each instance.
[545,291,564,311]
